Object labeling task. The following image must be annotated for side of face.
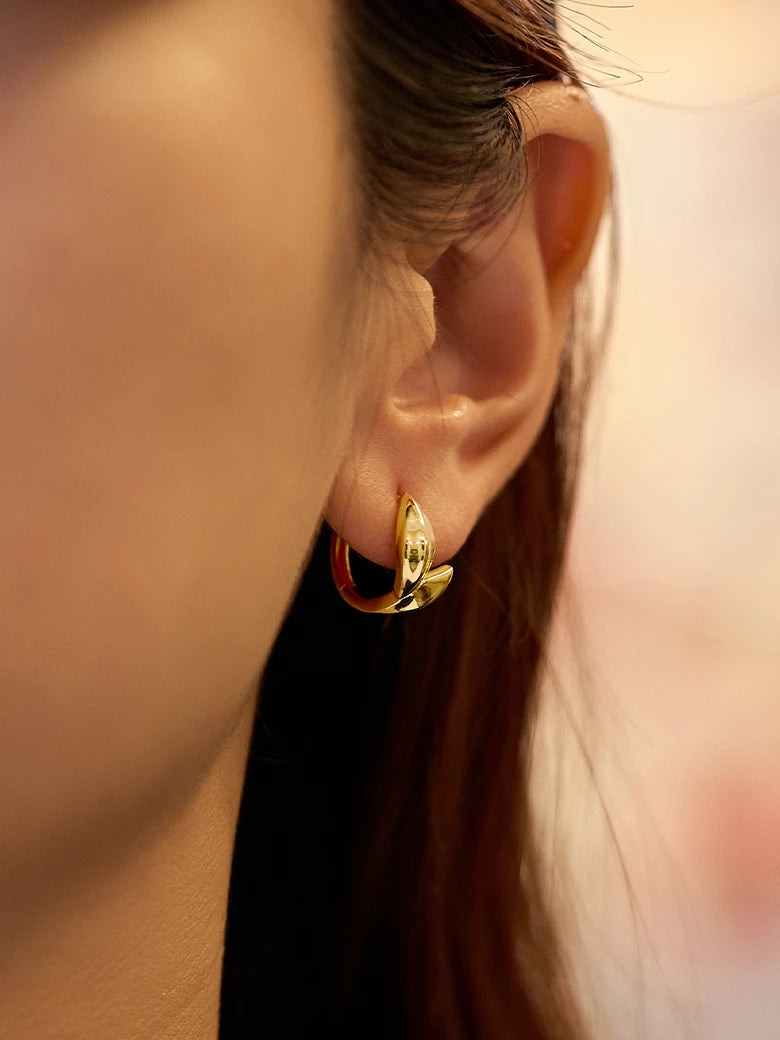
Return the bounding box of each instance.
[0,0,612,937]
[0,0,361,906]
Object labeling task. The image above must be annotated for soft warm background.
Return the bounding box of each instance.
[542,3,780,1037]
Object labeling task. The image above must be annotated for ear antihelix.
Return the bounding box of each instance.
[330,492,453,613]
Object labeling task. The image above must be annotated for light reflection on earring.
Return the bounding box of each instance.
[329,492,453,614]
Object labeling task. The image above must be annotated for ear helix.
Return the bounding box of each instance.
[329,492,453,613]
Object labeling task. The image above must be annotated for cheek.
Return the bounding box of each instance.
[0,5,355,889]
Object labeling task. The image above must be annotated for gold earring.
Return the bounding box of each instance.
[330,492,454,614]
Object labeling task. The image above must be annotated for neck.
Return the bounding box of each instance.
[0,698,256,1040]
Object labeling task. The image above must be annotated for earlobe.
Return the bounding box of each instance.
[325,82,610,571]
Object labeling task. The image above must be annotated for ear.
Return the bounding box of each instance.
[325,82,610,569]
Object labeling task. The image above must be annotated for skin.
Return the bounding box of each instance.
[0,2,610,1037]
[0,2,365,1037]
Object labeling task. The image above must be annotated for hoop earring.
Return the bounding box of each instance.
[329,492,454,614]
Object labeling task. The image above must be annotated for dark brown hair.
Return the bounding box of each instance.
[220,2,605,1037]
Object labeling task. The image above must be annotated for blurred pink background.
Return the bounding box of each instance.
[540,3,780,1037]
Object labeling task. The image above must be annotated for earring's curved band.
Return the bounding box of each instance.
[329,492,454,614]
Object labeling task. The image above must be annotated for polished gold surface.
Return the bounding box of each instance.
[330,493,454,613]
